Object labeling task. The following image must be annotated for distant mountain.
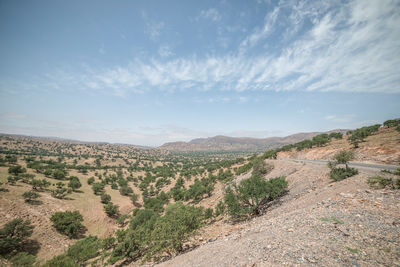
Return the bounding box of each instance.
[158,130,348,152]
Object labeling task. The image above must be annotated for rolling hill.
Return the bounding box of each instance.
[159,130,348,152]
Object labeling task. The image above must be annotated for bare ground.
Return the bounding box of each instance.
[155,160,400,267]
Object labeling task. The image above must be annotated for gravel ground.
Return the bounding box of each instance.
[154,161,400,267]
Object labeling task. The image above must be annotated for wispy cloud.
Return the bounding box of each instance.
[141,10,165,41]
[199,8,222,22]
[324,114,356,123]
[6,0,400,97]
[239,6,279,51]
[158,45,173,57]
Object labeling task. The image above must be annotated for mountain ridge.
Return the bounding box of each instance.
[159,129,349,152]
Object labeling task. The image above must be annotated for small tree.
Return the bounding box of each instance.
[130,193,139,205]
[333,150,355,169]
[22,191,41,203]
[119,186,133,196]
[68,176,82,192]
[92,182,105,195]
[328,150,358,181]
[104,203,120,218]
[8,165,26,176]
[225,176,288,219]
[10,252,36,266]
[101,193,111,204]
[0,218,35,255]
[50,211,85,238]
[87,177,95,185]
[53,169,67,180]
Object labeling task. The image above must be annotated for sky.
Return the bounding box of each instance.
[0,0,399,147]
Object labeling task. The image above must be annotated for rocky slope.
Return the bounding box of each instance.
[278,127,400,165]
[155,160,400,267]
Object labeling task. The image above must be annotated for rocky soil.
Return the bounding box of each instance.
[277,127,400,165]
[155,160,400,267]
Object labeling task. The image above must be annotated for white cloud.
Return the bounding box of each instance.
[325,114,356,123]
[158,45,173,57]
[11,0,400,96]
[145,21,165,40]
[199,8,222,22]
[239,7,279,50]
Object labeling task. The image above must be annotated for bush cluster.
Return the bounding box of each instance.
[50,211,86,238]
[224,175,288,220]
[348,124,380,148]
[328,151,359,181]
[110,202,206,264]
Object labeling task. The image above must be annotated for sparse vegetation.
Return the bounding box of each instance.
[0,118,398,265]
[367,176,399,189]
[348,124,381,148]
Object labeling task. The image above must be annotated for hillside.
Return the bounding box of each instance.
[277,127,400,165]
[159,130,348,152]
[157,159,400,267]
[0,123,399,266]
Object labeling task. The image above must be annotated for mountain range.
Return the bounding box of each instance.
[158,129,349,152]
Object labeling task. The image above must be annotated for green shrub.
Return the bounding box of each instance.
[383,118,400,127]
[66,236,100,264]
[329,167,358,181]
[215,200,225,216]
[0,218,34,256]
[117,214,130,227]
[92,182,105,195]
[111,203,205,263]
[147,202,204,260]
[53,169,67,180]
[104,203,120,218]
[51,187,69,199]
[111,183,118,190]
[348,124,381,148]
[22,191,41,203]
[204,208,213,219]
[143,197,166,213]
[68,176,82,191]
[44,236,100,266]
[225,176,288,219]
[10,252,36,267]
[8,165,26,176]
[251,158,273,177]
[119,186,133,196]
[102,236,116,250]
[50,211,85,238]
[43,254,75,267]
[332,150,355,169]
[87,177,95,185]
[328,150,358,181]
[130,193,139,205]
[101,193,111,204]
[312,133,330,147]
[367,176,396,189]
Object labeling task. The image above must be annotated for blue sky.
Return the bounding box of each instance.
[0,0,399,146]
